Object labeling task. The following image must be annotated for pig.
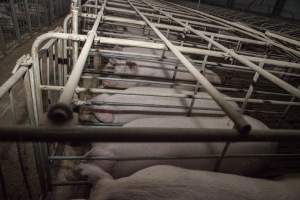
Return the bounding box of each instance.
[84,115,276,178]
[80,87,238,124]
[77,164,300,200]
[100,47,221,89]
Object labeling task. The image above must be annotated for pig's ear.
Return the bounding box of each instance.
[94,112,114,123]
[75,163,113,183]
[126,61,138,73]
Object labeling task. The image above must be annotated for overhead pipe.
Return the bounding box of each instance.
[143,1,300,99]
[127,0,251,134]
[47,0,107,123]
[0,126,300,142]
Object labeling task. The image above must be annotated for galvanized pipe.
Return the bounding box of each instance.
[72,0,80,62]
[144,1,300,99]
[0,67,28,99]
[0,126,299,142]
[127,0,250,134]
[47,0,107,123]
[266,31,300,48]
[156,0,300,57]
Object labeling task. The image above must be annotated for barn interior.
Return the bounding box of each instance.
[0,0,300,199]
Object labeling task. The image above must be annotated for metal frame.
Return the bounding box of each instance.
[0,0,71,56]
[1,0,300,199]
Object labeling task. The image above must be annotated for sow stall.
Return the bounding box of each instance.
[0,0,300,199]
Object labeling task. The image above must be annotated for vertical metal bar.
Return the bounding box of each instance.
[9,0,21,40]
[128,0,251,134]
[241,62,264,113]
[9,89,16,123]
[144,1,300,99]
[48,0,108,122]
[16,143,33,200]
[40,143,52,192]
[34,0,41,28]
[49,0,55,23]
[214,142,231,171]
[24,0,33,34]
[277,85,300,127]
[0,26,6,56]
[24,68,46,198]
[32,143,47,198]
[9,83,33,199]
[0,165,8,200]
[201,35,214,76]
[197,0,201,10]
[43,0,49,26]
[23,70,36,126]
[72,0,80,63]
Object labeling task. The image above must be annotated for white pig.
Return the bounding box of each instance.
[77,164,300,200]
[101,47,221,89]
[85,115,276,178]
[81,87,238,124]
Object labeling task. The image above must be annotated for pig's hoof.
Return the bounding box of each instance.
[47,103,73,124]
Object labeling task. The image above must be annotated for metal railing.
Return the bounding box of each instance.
[0,0,71,58]
[0,0,300,199]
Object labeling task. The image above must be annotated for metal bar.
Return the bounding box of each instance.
[157,0,300,56]
[47,0,108,123]
[24,0,33,34]
[9,0,21,40]
[0,26,7,55]
[266,31,300,48]
[48,154,300,160]
[128,0,250,134]
[72,0,80,63]
[241,61,264,113]
[0,126,300,142]
[144,2,300,99]
[0,67,28,99]
[49,0,55,23]
[41,85,300,107]
[0,165,8,200]
[16,143,33,199]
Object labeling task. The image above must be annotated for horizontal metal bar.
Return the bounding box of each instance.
[48,154,300,161]
[0,67,28,99]
[0,126,299,142]
[33,32,300,69]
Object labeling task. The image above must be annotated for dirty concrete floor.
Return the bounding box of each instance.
[0,17,81,200]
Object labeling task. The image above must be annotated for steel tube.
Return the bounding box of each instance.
[128,0,250,134]
[157,0,300,57]
[41,85,300,107]
[266,31,300,48]
[145,1,300,99]
[72,0,80,62]
[0,67,28,99]
[0,126,299,142]
[47,0,107,123]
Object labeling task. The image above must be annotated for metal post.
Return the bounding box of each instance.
[0,126,300,142]
[72,0,80,63]
[0,26,7,56]
[0,165,8,200]
[197,0,201,10]
[49,0,55,23]
[128,0,251,134]
[241,61,264,113]
[9,0,21,40]
[47,0,108,123]
[143,1,300,99]
[24,0,33,34]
